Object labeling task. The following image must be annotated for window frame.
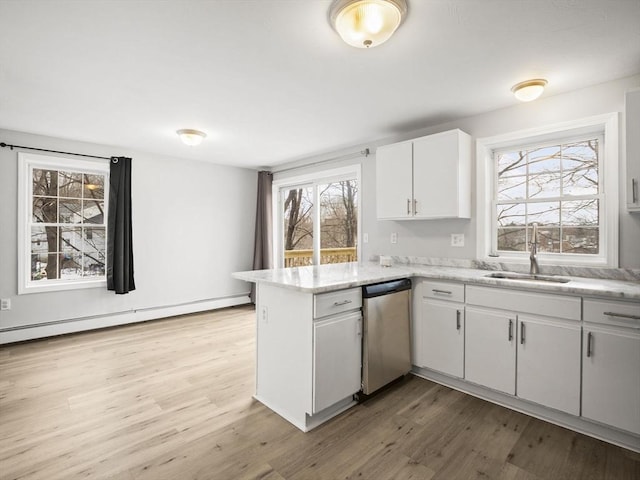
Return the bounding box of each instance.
[272,165,362,268]
[18,152,110,294]
[476,113,619,267]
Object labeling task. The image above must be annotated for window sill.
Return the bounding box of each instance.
[19,279,107,295]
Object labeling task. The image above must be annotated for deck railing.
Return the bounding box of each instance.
[284,247,357,267]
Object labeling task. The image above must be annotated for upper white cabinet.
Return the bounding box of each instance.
[376,129,472,220]
[626,88,640,212]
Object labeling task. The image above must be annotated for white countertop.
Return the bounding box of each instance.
[232,262,640,301]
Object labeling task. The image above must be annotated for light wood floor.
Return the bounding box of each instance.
[1,305,638,480]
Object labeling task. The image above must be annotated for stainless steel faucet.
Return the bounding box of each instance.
[529,223,540,275]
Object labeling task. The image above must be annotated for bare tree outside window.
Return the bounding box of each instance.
[495,139,600,254]
[31,168,106,281]
[281,178,358,267]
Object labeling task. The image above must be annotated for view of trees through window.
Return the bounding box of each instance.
[31,168,107,281]
[282,179,358,266]
[495,138,600,254]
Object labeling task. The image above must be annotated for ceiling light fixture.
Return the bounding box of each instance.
[511,79,548,102]
[177,129,207,146]
[329,0,408,49]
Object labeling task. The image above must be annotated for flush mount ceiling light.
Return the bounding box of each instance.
[329,0,408,49]
[176,129,207,146]
[511,79,548,102]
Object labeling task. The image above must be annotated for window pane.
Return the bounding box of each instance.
[534,226,560,253]
[60,252,82,279]
[283,187,313,267]
[31,253,57,281]
[562,227,599,254]
[31,226,56,254]
[33,169,58,196]
[528,173,561,199]
[59,199,82,223]
[562,199,599,227]
[497,227,527,251]
[497,151,526,177]
[528,145,561,173]
[83,200,104,224]
[497,175,526,200]
[319,180,358,265]
[33,197,57,223]
[83,174,105,199]
[527,202,560,226]
[59,171,83,198]
[562,141,598,196]
[497,203,525,227]
[60,227,82,254]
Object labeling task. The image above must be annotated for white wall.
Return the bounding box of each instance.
[0,129,257,341]
[275,75,640,269]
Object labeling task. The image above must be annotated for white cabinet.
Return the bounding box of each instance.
[465,286,581,414]
[415,280,465,378]
[626,88,640,212]
[465,306,516,395]
[313,311,362,413]
[516,315,581,415]
[582,298,640,435]
[376,129,471,220]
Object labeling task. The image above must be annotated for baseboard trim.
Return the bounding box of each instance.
[412,366,640,453]
[0,294,252,344]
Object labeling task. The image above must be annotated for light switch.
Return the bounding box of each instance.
[390,232,398,244]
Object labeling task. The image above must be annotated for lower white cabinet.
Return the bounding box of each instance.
[464,286,581,415]
[416,280,465,378]
[312,311,362,413]
[465,306,516,395]
[516,315,581,416]
[582,298,640,435]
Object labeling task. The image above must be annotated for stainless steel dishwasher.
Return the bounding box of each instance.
[362,278,412,395]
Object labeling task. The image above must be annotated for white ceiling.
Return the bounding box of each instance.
[1,0,639,169]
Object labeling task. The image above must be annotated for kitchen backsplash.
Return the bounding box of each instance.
[371,255,640,282]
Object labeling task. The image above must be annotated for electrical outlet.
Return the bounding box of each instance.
[0,298,10,311]
[261,306,268,324]
[390,232,398,244]
[363,233,369,244]
[451,233,465,247]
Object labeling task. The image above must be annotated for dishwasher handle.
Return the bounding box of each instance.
[362,278,412,298]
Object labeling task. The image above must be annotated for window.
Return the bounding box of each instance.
[477,114,618,267]
[19,153,109,293]
[274,166,361,268]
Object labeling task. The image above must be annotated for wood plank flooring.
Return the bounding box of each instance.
[1,305,638,480]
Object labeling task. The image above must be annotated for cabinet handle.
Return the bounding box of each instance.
[456,310,461,330]
[333,300,352,306]
[632,178,638,204]
[603,311,640,320]
[586,331,593,357]
[407,198,411,215]
[520,321,525,345]
[508,319,513,341]
[413,199,418,215]
[432,289,452,295]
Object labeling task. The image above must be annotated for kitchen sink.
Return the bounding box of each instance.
[484,272,571,283]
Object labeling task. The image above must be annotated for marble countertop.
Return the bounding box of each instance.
[232,262,640,301]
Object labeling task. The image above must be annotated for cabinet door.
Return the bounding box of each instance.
[413,130,470,219]
[582,325,640,435]
[626,88,640,211]
[313,312,362,414]
[516,316,581,415]
[465,306,516,395]
[376,141,413,219]
[419,298,464,378]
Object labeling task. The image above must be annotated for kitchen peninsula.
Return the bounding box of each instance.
[233,261,640,451]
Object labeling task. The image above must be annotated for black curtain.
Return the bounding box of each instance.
[107,156,135,294]
[250,171,273,303]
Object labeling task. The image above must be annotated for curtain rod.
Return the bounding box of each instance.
[0,142,112,160]
[272,148,370,174]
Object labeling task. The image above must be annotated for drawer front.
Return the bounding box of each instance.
[466,285,580,321]
[584,298,640,328]
[421,280,464,303]
[314,287,362,319]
